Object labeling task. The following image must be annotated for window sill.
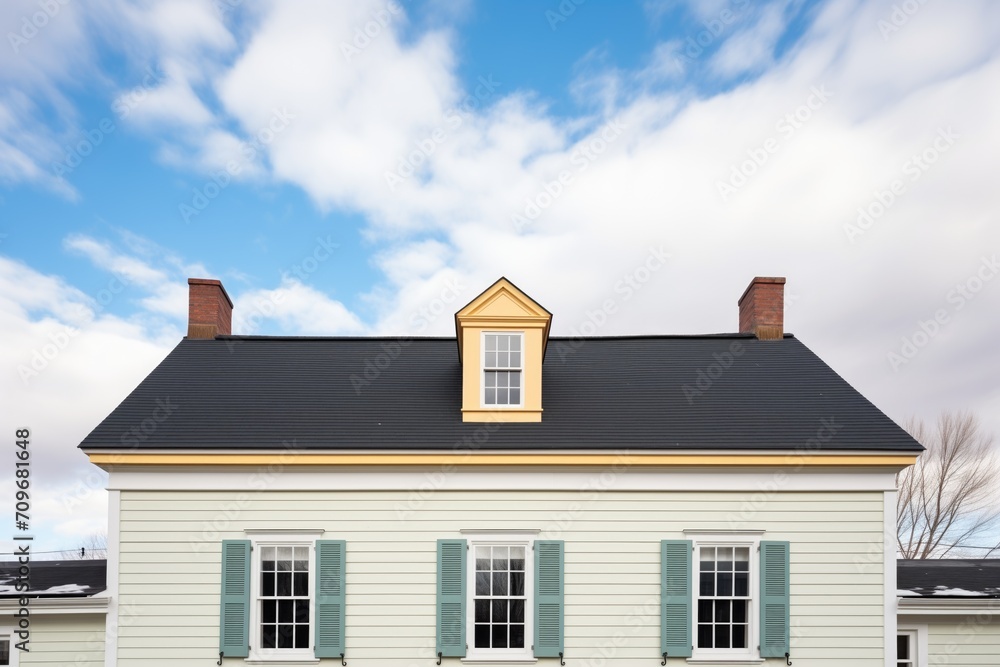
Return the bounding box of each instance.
[686,659,764,665]
[245,659,320,665]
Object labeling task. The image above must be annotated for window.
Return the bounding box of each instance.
[220,535,345,661]
[697,545,751,652]
[483,332,522,407]
[250,539,315,660]
[897,626,926,667]
[473,545,527,652]
[0,629,18,667]
[461,534,539,661]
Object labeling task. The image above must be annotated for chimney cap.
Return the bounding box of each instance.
[187,278,233,308]
[737,276,785,306]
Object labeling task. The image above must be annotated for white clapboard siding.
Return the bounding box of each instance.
[18,613,105,666]
[116,489,888,667]
[927,618,1000,667]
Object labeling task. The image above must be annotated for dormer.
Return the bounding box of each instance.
[455,278,552,422]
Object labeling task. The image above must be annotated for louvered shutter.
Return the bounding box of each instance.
[759,541,790,658]
[437,539,467,657]
[661,540,692,658]
[219,540,251,657]
[315,540,346,658]
[533,540,564,657]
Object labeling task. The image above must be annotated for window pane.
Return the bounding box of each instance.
[493,547,508,570]
[262,600,277,623]
[733,600,747,623]
[486,335,497,351]
[510,336,520,351]
[295,624,309,649]
[475,624,490,649]
[511,571,524,596]
[278,624,293,649]
[497,388,509,405]
[718,572,733,596]
[0,639,9,665]
[476,547,490,569]
[486,351,497,368]
[278,599,293,623]
[277,547,293,565]
[262,572,275,596]
[510,624,525,649]
[897,635,909,659]
[277,572,292,596]
[510,351,521,368]
[493,571,508,595]
[493,599,508,623]
[294,572,308,596]
[714,624,730,649]
[295,600,309,622]
[492,623,508,649]
[498,351,509,367]
[714,600,730,622]
[511,599,525,623]
[262,547,276,570]
[697,624,712,648]
[498,336,509,352]
[734,572,749,596]
[718,547,733,572]
[476,572,490,596]
[485,372,496,388]
[700,548,715,571]
[262,624,277,649]
[475,599,489,623]
[700,572,714,596]
[698,600,712,622]
[735,547,750,569]
[733,624,747,649]
[509,388,520,405]
[485,388,496,405]
[510,547,525,569]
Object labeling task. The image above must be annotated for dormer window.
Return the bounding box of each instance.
[483,332,523,407]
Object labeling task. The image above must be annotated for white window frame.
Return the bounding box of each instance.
[464,533,535,662]
[897,625,927,667]
[0,626,19,667]
[247,532,320,663]
[481,331,524,409]
[689,533,761,663]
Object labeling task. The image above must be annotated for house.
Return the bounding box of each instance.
[77,275,926,666]
[897,559,1000,667]
[0,559,108,666]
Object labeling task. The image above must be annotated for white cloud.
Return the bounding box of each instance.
[233,278,366,336]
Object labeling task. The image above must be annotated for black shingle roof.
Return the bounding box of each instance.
[0,559,106,598]
[78,333,920,452]
[897,559,1000,597]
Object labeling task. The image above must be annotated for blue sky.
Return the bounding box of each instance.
[2,0,999,557]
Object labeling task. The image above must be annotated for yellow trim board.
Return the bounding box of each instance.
[87,452,918,468]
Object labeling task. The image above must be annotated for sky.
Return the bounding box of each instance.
[1,0,998,559]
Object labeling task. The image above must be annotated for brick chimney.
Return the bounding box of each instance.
[187,278,233,339]
[738,277,785,340]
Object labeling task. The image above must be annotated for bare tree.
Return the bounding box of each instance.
[60,532,108,560]
[897,412,999,558]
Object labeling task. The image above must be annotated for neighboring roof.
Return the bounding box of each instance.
[0,559,107,598]
[897,559,1000,597]
[79,333,922,452]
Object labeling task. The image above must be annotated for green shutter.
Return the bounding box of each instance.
[661,540,692,658]
[437,539,467,657]
[315,540,347,658]
[219,540,251,657]
[534,540,564,658]
[759,541,790,658]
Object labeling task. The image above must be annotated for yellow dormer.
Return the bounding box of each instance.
[455,278,552,422]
